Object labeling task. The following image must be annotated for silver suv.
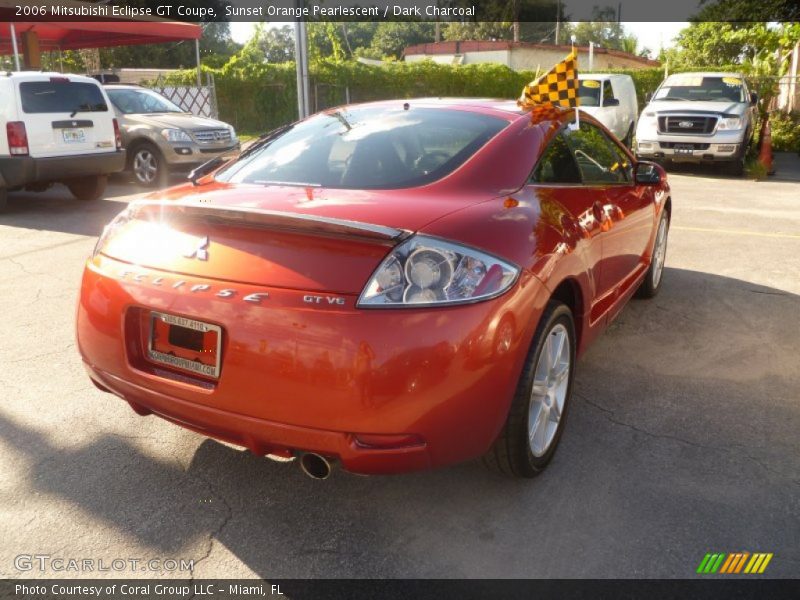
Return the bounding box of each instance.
[105,85,239,186]
[635,72,757,176]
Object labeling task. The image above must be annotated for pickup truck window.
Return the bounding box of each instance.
[654,75,745,103]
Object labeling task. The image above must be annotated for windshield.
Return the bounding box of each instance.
[20,81,107,114]
[106,88,185,114]
[577,79,602,107]
[654,75,745,102]
[216,106,508,189]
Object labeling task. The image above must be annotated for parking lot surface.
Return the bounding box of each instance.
[1,168,798,579]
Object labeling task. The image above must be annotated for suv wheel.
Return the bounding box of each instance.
[67,176,107,202]
[130,142,165,187]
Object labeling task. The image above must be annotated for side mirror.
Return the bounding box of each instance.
[750,92,759,105]
[635,161,662,185]
[603,97,620,107]
[644,91,653,103]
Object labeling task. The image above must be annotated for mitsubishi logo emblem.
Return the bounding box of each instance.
[183,236,209,261]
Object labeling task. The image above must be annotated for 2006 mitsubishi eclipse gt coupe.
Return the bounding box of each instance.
[77,99,671,479]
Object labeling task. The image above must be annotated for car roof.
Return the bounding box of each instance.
[3,71,100,83]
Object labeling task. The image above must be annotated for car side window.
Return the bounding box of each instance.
[562,122,631,184]
[531,133,582,184]
[603,80,615,103]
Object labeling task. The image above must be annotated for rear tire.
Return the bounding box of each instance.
[129,142,166,187]
[67,175,107,202]
[0,187,7,212]
[622,123,634,149]
[636,211,669,299]
[483,301,576,478]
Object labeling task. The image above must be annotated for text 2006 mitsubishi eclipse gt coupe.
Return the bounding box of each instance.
[77,99,671,479]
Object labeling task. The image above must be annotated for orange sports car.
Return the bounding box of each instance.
[77,99,671,479]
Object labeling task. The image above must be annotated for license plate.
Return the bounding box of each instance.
[62,129,86,144]
[674,145,694,155]
[147,311,222,378]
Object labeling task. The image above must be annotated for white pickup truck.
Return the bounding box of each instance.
[635,72,757,175]
[577,74,638,147]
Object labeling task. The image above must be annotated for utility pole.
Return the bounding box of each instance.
[555,2,560,45]
[293,5,310,119]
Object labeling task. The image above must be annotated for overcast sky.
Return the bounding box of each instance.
[228,21,689,56]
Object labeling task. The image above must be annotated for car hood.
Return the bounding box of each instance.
[121,112,231,130]
[646,100,748,116]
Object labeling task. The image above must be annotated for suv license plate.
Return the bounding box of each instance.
[147,311,222,379]
[62,129,86,144]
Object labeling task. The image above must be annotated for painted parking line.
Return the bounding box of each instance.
[673,226,800,240]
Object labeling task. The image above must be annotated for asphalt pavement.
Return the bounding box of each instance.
[1,165,798,580]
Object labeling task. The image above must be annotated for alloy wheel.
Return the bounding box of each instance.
[651,217,668,288]
[133,149,158,184]
[528,323,571,457]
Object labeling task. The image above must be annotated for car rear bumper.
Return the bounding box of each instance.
[77,255,543,474]
[0,151,126,188]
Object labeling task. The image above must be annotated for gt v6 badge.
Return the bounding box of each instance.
[119,270,269,304]
[183,235,209,261]
[304,295,346,305]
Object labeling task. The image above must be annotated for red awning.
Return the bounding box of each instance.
[0,18,201,55]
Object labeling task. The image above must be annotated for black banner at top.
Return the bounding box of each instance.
[2,0,800,22]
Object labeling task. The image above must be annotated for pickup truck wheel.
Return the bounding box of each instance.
[66,175,108,202]
[483,301,575,478]
[724,156,745,177]
[636,211,670,299]
[0,187,7,212]
[129,142,165,187]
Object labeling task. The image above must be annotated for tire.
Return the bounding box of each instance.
[66,175,107,202]
[622,123,634,149]
[636,210,669,299]
[484,301,576,478]
[129,142,165,187]
[0,187,7,212]
[723,156,744,177]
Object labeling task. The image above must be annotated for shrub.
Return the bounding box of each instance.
[769,111,800,154]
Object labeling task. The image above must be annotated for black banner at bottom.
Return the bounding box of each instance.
[2,579,800,600]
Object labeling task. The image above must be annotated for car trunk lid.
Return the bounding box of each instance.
[99,183,475,294]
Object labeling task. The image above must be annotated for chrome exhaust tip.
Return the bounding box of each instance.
[299,453,333,480]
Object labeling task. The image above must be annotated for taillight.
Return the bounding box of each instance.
[112,118,122,150]
[6,121,29,156]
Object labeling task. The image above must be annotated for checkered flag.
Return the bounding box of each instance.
[518,50,580,109]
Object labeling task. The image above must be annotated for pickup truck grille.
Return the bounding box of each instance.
[658,116,717,135]
[192,128,232,143]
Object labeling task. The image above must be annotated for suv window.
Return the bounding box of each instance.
[563,122,631,184]
[20,81,108,114]
[578,80,602,107]
[531,133,581,184]
[217,107,507,189]
[106,88,184,114]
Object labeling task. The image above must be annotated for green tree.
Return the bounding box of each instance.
[570,7,627,50]
[368,22,436,59]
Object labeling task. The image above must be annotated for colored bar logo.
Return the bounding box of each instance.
[697,552,773,574]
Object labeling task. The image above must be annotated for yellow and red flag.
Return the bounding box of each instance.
[518,50,580,110]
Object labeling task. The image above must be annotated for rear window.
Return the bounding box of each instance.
[217,107,508,189]
[20,81,108,114]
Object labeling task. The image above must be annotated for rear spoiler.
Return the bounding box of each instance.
[129,200,411,243]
